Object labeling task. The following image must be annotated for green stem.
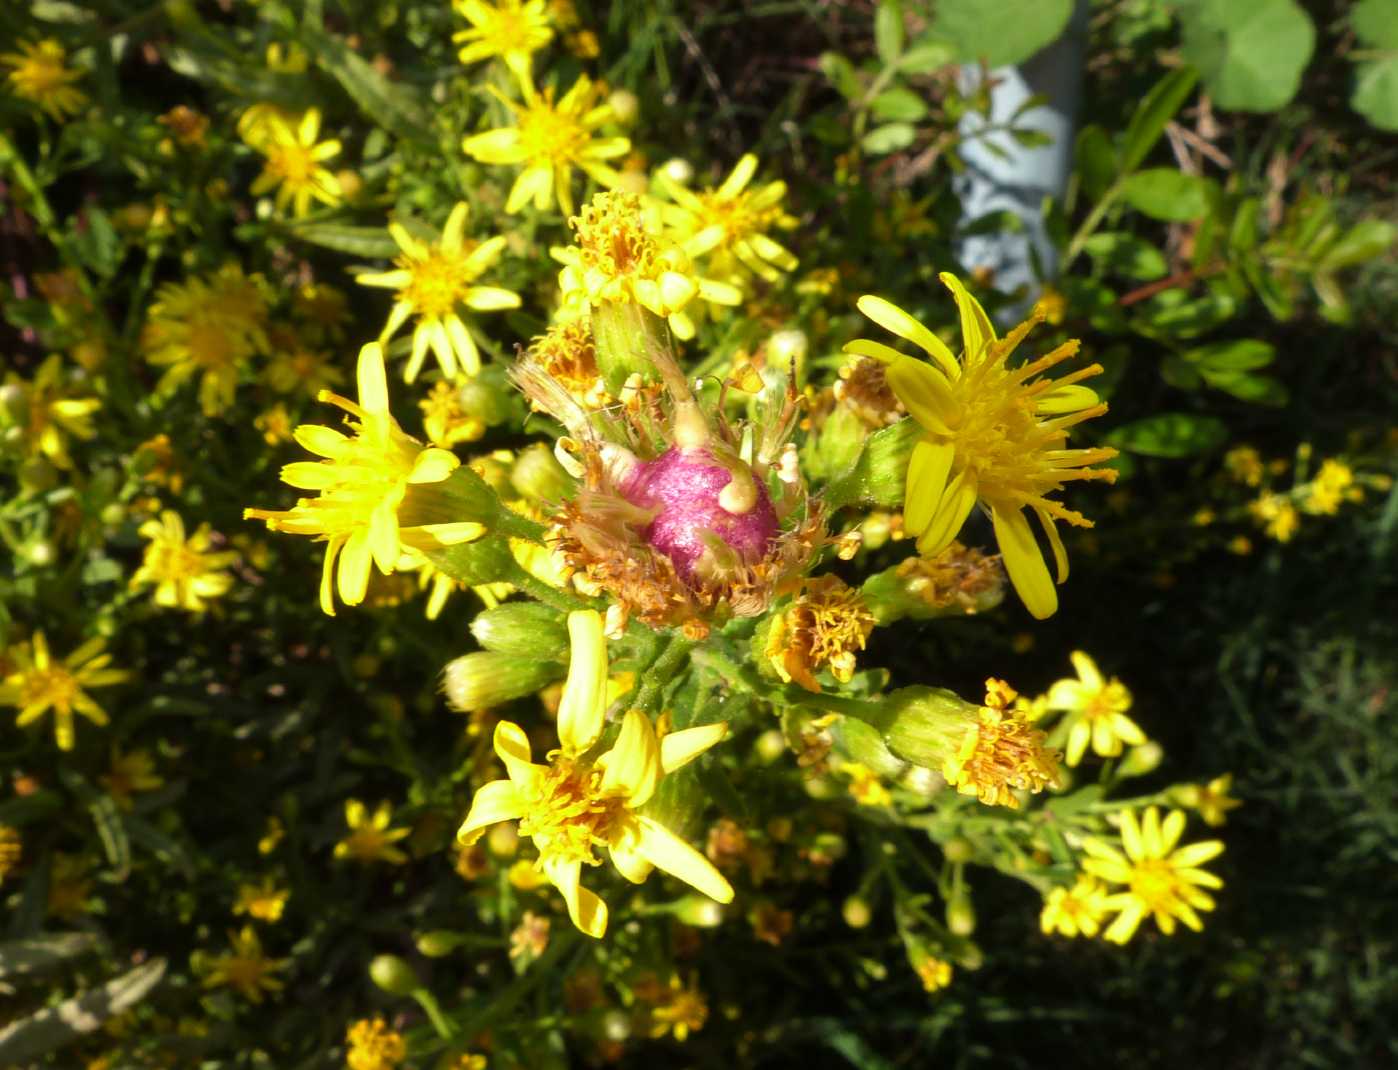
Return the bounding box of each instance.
[632,635,697,714]
[411,987,455,1039]
[505,562,591,613]
[1063,178,1125,268]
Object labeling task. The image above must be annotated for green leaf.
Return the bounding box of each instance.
[1120,169,1211,221]
[70,208,122,279]
[1180,0,1315,112]
[292,223,400,259]
[1082,232,1169,280]
[426,534,518,587]
[0,934,102,982]
[819,52,861,100]
[1183,339,1276,373]
[1202,370,1290,406]
[1120,68,1199,172]
[0,959,165,1064]
[1074,124,1118,205]
[870,87,928,123]
[1160,354,1203,390]
[1351,0,1398,49]
[932,0,1073,67]
[898,38,956,74]
[302,25,428,140]
[1351,56,1398,131]
[1319,220,1397,269]
[1104,413,1228,457]
[875,0,905,65]
[862,122,917,155]
[1139,290,1238,337]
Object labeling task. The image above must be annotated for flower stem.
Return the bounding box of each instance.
[633,634,697,714]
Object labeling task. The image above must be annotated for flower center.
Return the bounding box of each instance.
[1128,858,1183,911]
[186,323,238,368]
[401,249,475,319]
[268,143,318,186]
[573,194,656,280]
[519,104,587,164]
[518,757,629,867]
[24,667,78,712]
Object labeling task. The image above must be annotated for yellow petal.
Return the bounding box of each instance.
[904,439,953,538]
[608,827,654,885]
[915,470,977,557]
[842,338,905,366]
[492,720,544,785]
[600,710,661,807]
[885,357,954,436]
[856,295,958,376]
[660,722,728,774]
[937,271,997,360]
[1035,505,1069,584]
[544,857,608,938]
[356,343,390,414]
[717,153,758,199]
[408,448,460,484]
[991,504,1057,620]
[557,610,608,755]
[336,528,372,606]
[636,817,734,904]
[456,779,525,845]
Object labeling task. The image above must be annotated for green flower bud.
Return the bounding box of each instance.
[426,533,518,587]
[24,539,57,568]
[811,404,870,485]
[860,686,979,770]
[415,931,463,958]
[823,419,918,512]
[842,895,873,929]
[833,715,907,780]
[591,300,669,394]
[442,651,562,712]
[941,837,974,864]
[368,954,420,996]
[1118,741,1164,778]
[469,602,569,660]
[400,465,500,527]
[767,329,809,382]
[673,895,726,928]
[510,443,575,504]
[659,157,693,185]
[607,89,640,127]
[946,894,976,936]
[457,366,517,427]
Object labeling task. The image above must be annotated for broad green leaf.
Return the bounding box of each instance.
[1180,0,1315,112]
[931,0,1073,68]
[899,38,956,74]
[1105,413,1228,457]
[292,223,400,258]
[1351,0,1398,49]
[70,208,122,279]
[1160,354,1203,390]
[1352,57,1398,131]
[875,0,905,65]
[819,52,861,100]
[1201,370,1290,406]
[862,122,917,155]
[1120,68,1199,172]
[1319,220,1397,269]
[1082,232,1169,280]
[0,934,102,981]
[1120,169,1210,221]
[0,959,165,1064]
[870,87,928,123]
[1074,124,1118,205]
[1183,339,1276,373]
[1139,290,1238,337]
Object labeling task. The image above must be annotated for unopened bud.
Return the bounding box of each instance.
[946,895,976,936]
[602,1009,632,1042]
[842,895,872,929]
[1118,741,1164,778]
[415,930,463,957]
[591,299,669,394]
[863,686,979,770]
[469,602,569,659]
[510,443,575,504]
[25,540,57,568]
[673,895,725,928]
[427,533,518,587]
[442,651,562,712]
[942,837,973,864]
[659,157,693,186]
[754,729,786,764]
[458,367,517,426]
[368,954,420,996]
[833,716,907,780]
[607,89,640,127]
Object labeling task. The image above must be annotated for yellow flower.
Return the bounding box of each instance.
[453,0,554,88]
[357,202,521,382]
[839,762,892,807]
[526,320,608,409]
[0,631,130,751]
[1045,650,1146,767]
[346,1016,406,1070]
[141,266,269,417]
[234,876,290,923]
[457,610,733,938]
[1040,874,1112,938]
[1249,492,1299,542]
[449,1055,488,1070]
[130,510,238,613]
[1175,774,1242,828]
[554,191,741,340]
[199,926,289,1003]
[648,974,709,1041]
[335,800,411,865]
[262,344,344,397]
[1082,807,1224,944]
[462,74,629,216]
[942,679,1060,809]
[419,380,487,449]
[5,355,101,469]
[258,816,285,855]
[764,575,875,692]
[1304,458,1356,515]
[0,825,21,885]
[848,273,1118,619]
[99,746,163,810]
[244,343,480,616]
[1,40,86,121]
[247,108,342,217]
[1223,445,1264,487]
[661,154,798,285]
[911,950,953,993]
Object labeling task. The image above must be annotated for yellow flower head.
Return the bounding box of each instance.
[244,343,479,616]
[847,273,1118,619]
[661,154,798,285]
[525,320,608,409]
[1175,773,1242,828]
[141,266,270,417]
[0,632,130,751]
[648,974,709,1041]
[199,926,289,1004]
[1045,650,1145,767]
[462,73,629,216]
[457,610,733,938]
[1248,491,1299,542]
[911,949,953,993]
[1223,445,1264,487]
[554,191,741,340]
[2,39,86,121]
[99,746,163,810]
[335,799,411,865]
[1082,806,1224,944]
[1039,874,1112,938]
[764,574,875,692]
[5,355,101,469]
[1304,458,1356,515]
[419,381,487,450]
[942,679,1060,809]
[346,1016,406,1070]
[838,761,893,807]
[130,510,238,613]
[357,202,521,382]
[262,344,344,397]
[234,876,290,923]
[0,825,21,885]
[453,0,554,88]
[247,107,342,217]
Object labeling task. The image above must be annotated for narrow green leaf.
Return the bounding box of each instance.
[1318,220,1397,269]
[0,934,102,981]
[0,959,166,1064]
[1120,68,1199,172]
[1183,339,1276,372]
[302,25,428,139]
[291,223,400,258]
[89,797,130,881]
[875,0,905,65]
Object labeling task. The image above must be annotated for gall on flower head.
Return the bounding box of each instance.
[514,328,822,637]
